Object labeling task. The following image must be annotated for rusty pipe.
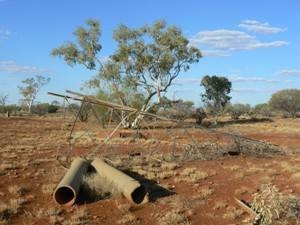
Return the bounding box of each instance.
[91,158,148,204]
[53,157,89,206]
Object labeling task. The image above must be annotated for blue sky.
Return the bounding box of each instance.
[0,0,299,106]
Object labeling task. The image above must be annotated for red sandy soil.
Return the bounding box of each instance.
[0,116,299,224]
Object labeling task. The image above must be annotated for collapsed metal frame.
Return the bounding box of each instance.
[48,89,281,169]
[48,90,178,162]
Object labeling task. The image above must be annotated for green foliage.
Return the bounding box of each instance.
[52,19,202,127]
[68,103,80,111]
[0,104,21,114]
[31,103,59,115]
[254,103,272,117]
[94,90,115,126]
[92,89,146,126]
[51,100,60,106]
[226,103,251,119]
[269,89,300,117]
[0,94,8,107]
[201,75,231,116]
[32,103,49,115]
[193,107,207,124]
[51,19,101,70]
[0,105,6,113]
[18,75,50,112]
[89,20,202,113]
[129,93,146,111]
[157,98,196,120]
[47,104,59,113]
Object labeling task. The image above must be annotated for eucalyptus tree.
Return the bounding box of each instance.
[201,75,232,117]
[18,75,50,113]
[269,89,300,117]
[52,19,202,127]
[0,94,8,113]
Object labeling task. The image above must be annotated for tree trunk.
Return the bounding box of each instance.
[121,111,131,128]
[28,99,33,114]
[130,103,150,128]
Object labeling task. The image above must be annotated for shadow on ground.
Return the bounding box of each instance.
[76,166,174,205]
[123,169,175,201]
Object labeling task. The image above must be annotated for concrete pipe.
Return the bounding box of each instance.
[91,158,148,204]
[53,157,89,206]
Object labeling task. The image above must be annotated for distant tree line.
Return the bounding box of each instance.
[2,19,300,122]
[2,75,299,121]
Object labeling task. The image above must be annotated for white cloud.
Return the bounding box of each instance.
[278,69,300,76]
[201,50,230,57]
[176,76,283,85]
[232,88,277,93]
[229,76,280,83]
[189,29,288,56]
[0,29,11,39]
[0,61,52,75]
[238,20,286,34]
[174,78,200,85]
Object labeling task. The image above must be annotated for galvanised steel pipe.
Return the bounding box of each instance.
[53,157,89,206]
[91,158,148,204]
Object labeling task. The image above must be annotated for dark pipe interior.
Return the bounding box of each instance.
[131,185,147,204]
[54,186,75,205]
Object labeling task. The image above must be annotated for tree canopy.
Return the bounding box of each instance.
[269,89,300,117]
[93,21,201,110]
[18,75,50,113]
[51,19,101,70]
[225,103,251,120]
[51,19,202,127]
[200,75,231,116]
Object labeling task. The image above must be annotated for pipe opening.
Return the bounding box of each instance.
[54,186,76,205]
[131,185,147,204]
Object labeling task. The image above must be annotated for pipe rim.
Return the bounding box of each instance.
[53,185,76,206]
[130,185,148,204]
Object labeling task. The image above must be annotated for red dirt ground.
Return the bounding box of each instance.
[0,116,299,224]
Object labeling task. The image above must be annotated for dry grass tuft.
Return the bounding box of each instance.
[35,206,63,224]
[0,198,28,223]
[213,200,228,210]
[117,213,136,224]
[234,171,246,179]
[223,205,244,220]
[251,183,300,225]
[42,183,57,194]
[63,206,88,225]
[0,162,17,171]
[175,167,208,183]
[116,199,138,224]
[127,156,179,181]
[8,185,28,196]
[0,202,10,223]
[9,198,27,213]
[290,172,300,180]
[279,161,297,173]
[116,202,132,213]
[197,186,214,199]
[157,209,191,225]
[223,165,240,171]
